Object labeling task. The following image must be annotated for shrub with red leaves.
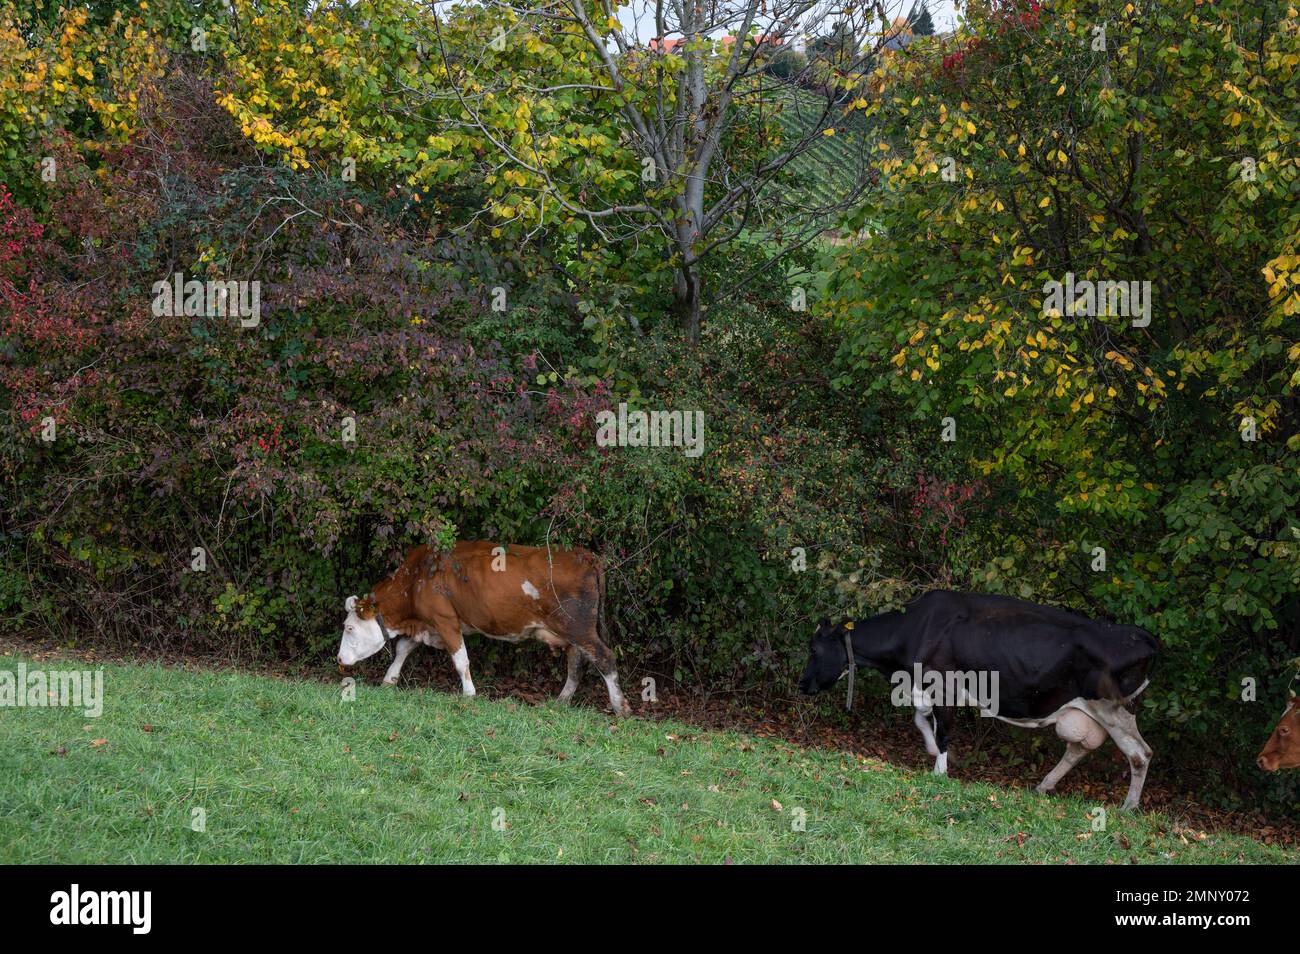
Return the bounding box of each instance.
[0,186,103,427]
[940,0,1043,83]
[908,472,985,548]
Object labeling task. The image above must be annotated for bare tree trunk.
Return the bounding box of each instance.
[673,177,705,341]
[672,264,702,344]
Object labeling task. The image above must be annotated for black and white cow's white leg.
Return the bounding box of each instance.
[1037,743,1088,794]
[1037,707,1105,793]
[557,645,583,703]
[1088,702,1153,811]
[911,685,941,760]
[931,706,955,775]
[382,636,419,686]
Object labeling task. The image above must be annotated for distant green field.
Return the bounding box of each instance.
[769,84,874,227]
[0,652,1291,863]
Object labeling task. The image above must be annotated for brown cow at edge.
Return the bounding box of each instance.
[1257,694,1300,772]
[336,541,630,715]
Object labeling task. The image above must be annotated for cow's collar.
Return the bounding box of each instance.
[373,602,397,658]
[843,627,857,712]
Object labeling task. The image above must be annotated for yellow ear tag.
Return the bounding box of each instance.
[843,621,854,630]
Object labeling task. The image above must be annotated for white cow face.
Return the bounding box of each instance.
[337,595,387,666]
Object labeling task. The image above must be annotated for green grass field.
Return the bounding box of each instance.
[0,652,1291,864]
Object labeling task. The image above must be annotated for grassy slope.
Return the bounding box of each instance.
[773,85,872,219]
[0,652,1290,864]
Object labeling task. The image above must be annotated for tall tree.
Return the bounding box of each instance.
[429,0,901,342]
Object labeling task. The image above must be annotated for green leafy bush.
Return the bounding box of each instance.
[826,0,1300,809]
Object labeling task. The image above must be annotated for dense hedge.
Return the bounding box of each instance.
[0,63,896,680]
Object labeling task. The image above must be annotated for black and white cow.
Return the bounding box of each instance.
[798,590,1158,810]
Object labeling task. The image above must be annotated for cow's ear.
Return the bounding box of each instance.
[345,595,357,613]
[816,617,830,632]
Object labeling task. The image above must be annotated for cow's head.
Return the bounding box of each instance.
[1257,694,1300,772]
[336,595,387,667]
[799,618,853,695]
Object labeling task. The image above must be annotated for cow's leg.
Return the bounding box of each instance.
[912,686,940,758]
[1037,743,1088,793]
[574,636,630,716]
[557,645,583,703]
[931,706,955,775]
[1037,708,1105,793]
[1115,715,1153,812]
[382,636,419,686]
[450,642,477,697]
[1088,703,1153,811]
[433,619,477,697]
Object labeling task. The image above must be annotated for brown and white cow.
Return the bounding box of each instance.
[1257,694,1300,772]
[336,541,630,715]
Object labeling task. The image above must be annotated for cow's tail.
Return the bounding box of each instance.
[1128,627,1160,709]
[1101,626,1159,709]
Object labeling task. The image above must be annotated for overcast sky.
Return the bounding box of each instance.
[927,0,961,31]
[616,1,963,41]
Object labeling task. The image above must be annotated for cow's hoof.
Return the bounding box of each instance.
[556,694,574,706]
[382,679,398,687]
[1035,784,1054,795]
